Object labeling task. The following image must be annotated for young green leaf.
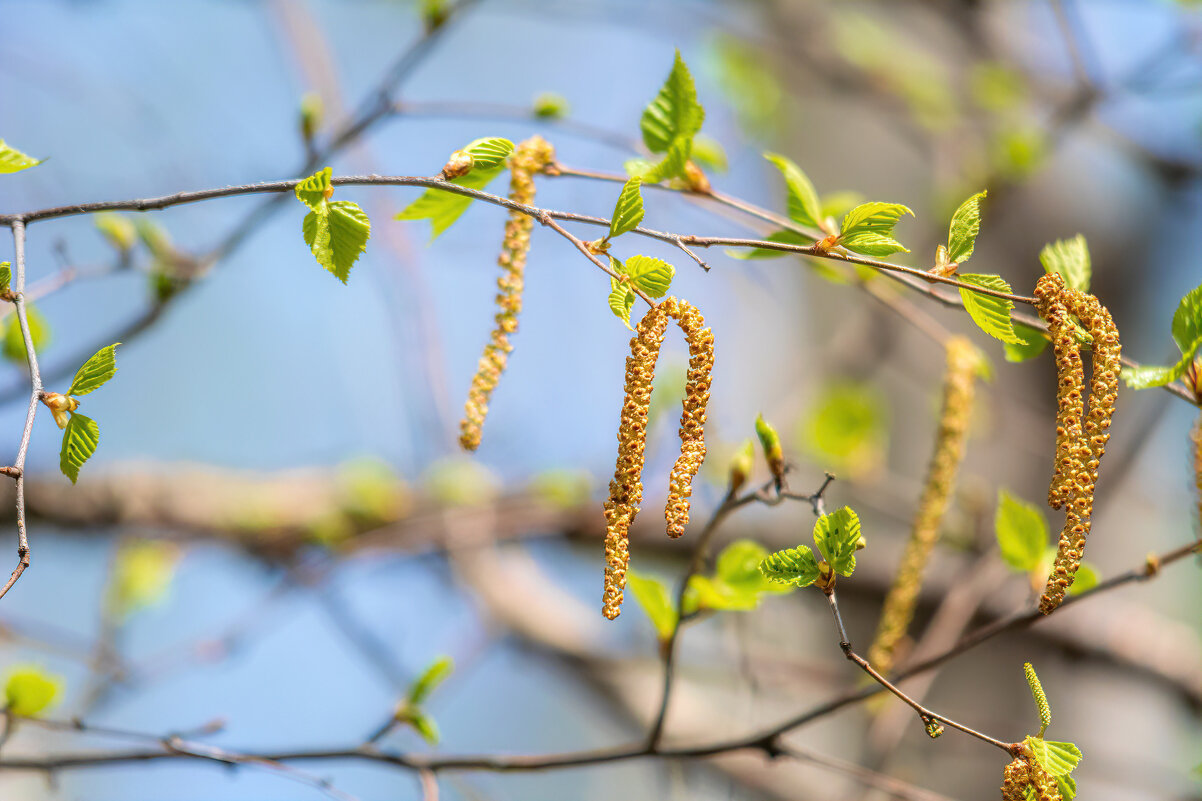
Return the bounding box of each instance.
[1121,339,1201,389]
[0,140,43,174]
[839,202,913,257]
[95,213,138,252]
[1004,323,1049,363]
[947,190,986,264]
[1171,281,1202,355]
[957,273,1023,344]
[759,544,821,587]
[398,707,440,745]
[812,506,863,577]
[3,666,60,716]
[68,343,120,397]
[3,303,49,363]
[294,167,333,210]
[608,275,636,330]
[995,490,1047,572]
[303,200,371,283]
[60,412,99,484]
[624,255,674,298]
[1025,737,1082,777]
[1040,235,1090,292]
[396,164,504,240]
[1121,281,1202,389]
[1024,662,1052,737]
[726,228,810,260]
[640,50,705,154]
[460,137,515,172]
[609,177,645,240]
[687,574,761,611]
[0,262,9,293]
[627,571,677,638]
[408,656,454,706]
[644,138,692,184]
[763,153,822,230]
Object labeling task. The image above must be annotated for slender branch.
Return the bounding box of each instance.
[823,589,1016,754]
[0,220,42,600]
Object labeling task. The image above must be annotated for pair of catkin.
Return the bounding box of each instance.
[1033,272,1120,614]
[867,336,979,674]
[459,136,556,452]
[602,297,714,620]
[1001,759,1062,801]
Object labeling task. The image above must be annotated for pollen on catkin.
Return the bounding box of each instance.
[665,299,714,539]
[868,336,979,674]
[458,136,555,452]
[1001,759,1030,801]
[1033,273,1120,614]
[602,302,672,620]
[602,297,714,619]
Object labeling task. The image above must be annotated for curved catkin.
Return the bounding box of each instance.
[1024,662,1051,736]
[602,302,672,620]
[867,336,978,673]
[1001,759,1030,801]
[665,299,714,539]
[1034,273,1120,614]
[459,136,555,452]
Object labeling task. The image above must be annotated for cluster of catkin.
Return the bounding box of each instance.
[1033,273,1120,614]
[602,297,714,620]
[1001,759,1062,801]
[867,336,979,674]
[459,136,555,452]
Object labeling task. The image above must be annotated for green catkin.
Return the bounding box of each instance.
[867,336,979,674]
[459,136,555,452]
[1024,662,1051,737]
[1034,273,1121,614]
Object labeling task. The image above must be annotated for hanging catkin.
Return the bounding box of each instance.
[867,336,979,674]
[665,299,714,539]
[1033,273,1120,614]
[459,136,555,452]
[602,297,714,619]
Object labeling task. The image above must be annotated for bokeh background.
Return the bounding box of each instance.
[0,0,1200,799]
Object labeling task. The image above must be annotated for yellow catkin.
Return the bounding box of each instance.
[1001,759,1030,801]
[602,297,714,619]
[665,299,714,539]
[1029,764,1064,801]
[1034,273,1120,614]
[868,336,979,673]
[603,302,673,620]
[459,136,555,452]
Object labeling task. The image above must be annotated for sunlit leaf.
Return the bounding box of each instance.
[995,490,1047,573]
[839,202,913,257]
[759,543,820,587]
[947,190,986,264]
[624,255,674,298]
[1004,323,1049,363]
[68,343,120,397]
[627,571,677,638]
[800,381,888,477]
[812,506,862,577]
[1040,235,1090,293]
[957,273,1023,344]
[764,153,822,230]
[0,140,43,174]
[60,412,99,484]
[641,50,704,154]
[608,177,645,240]
[408,656,454,705]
